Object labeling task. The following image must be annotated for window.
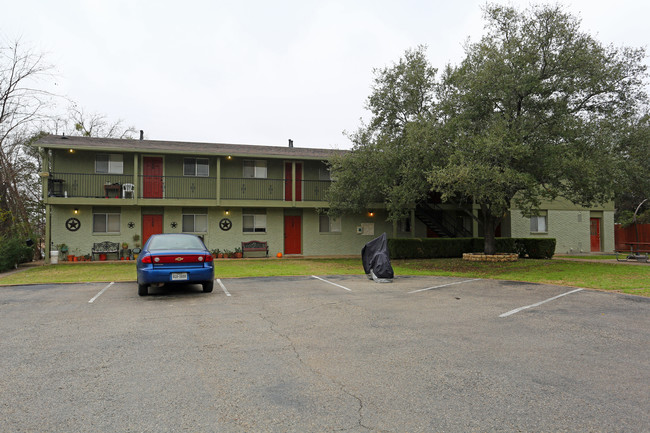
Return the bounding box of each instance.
[319,215,341,233]
[243,160,267,178]
[93,211,121,233]
[183,158,209,177]
[530,215,547,233]
[243,209,266,233]
[319,166,331,181]
[398,217,411,233]
[182,212,208,233]
[95,154,123,174]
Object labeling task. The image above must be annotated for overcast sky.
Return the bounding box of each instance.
[2,0,648,149]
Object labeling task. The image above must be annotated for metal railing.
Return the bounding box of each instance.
[48,173,333,202]
[221,178,284,200]
[49,173,135,198]
[139,175,216,199]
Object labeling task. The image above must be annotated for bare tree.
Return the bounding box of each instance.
[0,39,53,238]
[68,104,137,139]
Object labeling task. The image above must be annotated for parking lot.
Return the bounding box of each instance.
[1,275,649,432]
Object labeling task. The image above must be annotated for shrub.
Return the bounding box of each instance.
[387,237,554,259]
[0,235,35,272]
[515,238,556,259]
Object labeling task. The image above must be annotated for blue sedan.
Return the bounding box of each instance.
[136,233,215,296]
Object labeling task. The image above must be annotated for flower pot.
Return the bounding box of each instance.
[99,254,107,261]
[217,253,224,259]
[235,252,243,259]
[67,255,75,262]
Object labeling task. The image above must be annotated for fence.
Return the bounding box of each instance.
[614,223,650,251]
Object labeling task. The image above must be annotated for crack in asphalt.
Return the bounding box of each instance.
[258,312,376,432]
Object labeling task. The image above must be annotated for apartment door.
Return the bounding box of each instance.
[142,214,163,246]
[590,218,601,252]
[284,216,302,254]
[284,162,302,201]
[143,157,163,198]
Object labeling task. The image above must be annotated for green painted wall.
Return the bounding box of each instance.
[510,209,615,253]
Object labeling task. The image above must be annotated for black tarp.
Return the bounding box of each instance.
[361,233,394,280]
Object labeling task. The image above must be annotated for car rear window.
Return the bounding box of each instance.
[149,235,205,250]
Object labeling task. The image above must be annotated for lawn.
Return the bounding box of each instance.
[1,257,648,297]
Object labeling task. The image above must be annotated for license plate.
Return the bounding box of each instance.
[171,272,188,281]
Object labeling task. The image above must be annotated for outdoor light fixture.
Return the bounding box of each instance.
[74,208,79,214]
[226,155,232,160]
[368,211,375,217]
[68,149,75,153]
[225,209,230,215]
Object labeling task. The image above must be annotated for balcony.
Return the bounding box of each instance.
[48,173,331,202]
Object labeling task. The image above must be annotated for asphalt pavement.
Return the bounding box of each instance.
[1,275,648,432]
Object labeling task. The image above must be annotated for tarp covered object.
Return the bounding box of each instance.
[361,233,394,280]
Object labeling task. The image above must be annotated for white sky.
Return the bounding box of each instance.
[2,0,648,149]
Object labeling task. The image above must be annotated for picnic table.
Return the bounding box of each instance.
[616,242,650,262]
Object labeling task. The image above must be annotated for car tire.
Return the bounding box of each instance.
[138,282,148,296]
[203,280,214,293]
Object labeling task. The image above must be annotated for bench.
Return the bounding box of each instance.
[241,240,268,258]
[92,241,120,261]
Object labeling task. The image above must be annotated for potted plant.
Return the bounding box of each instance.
[210,248,220,259]
[133,234,141,248]
[234,247,243,259]
[223,249,232,259]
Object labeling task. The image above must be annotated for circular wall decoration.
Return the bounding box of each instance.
[219,218,232,231]
[65,217,81,231]
[128,222,135,229]
[171,221,178,229]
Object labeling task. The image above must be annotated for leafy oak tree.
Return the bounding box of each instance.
[329,4,648,255]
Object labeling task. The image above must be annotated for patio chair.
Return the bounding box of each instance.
[122,183,135,199]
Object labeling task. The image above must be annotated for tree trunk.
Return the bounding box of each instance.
[482,207,497,255]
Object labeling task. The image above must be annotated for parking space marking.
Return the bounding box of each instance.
[217,279,231,297]
[89,282,114,303]
[499,288,584,317]
[409,278,481,294]
[311,275,352,292]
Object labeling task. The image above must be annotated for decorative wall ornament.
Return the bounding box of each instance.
[65,217,81,231]
[171,221,178,229]
[219,218,232,231]
[128,222,135,229]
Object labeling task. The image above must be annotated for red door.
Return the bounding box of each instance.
[284,216,301,254]
[590,218,601,252]
[143,157,163,198]
[142,214,163,246]
[284,163,302,201]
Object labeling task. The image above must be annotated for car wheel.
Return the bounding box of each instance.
[138,282,148,296]
[203,280,214,293]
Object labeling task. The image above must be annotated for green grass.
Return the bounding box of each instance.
[1,257,649,297]
[557,254,618,260]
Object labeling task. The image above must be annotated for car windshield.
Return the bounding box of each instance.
[148,235,205,251]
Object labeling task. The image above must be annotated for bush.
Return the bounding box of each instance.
[0,235,35,273]
[515,238,556,259]
[387,237,554,259]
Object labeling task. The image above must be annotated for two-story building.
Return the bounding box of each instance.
[34,134,614,262]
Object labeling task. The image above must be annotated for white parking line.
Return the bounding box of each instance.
[499,288,584,317]
[409,278,481,294]
[217,279,231,297]
[89,282,114,303]
[311,275,352,292]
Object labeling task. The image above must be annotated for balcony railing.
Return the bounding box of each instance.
[49,173,135,198]
[49,172,332,202]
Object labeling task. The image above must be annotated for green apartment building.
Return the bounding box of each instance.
[34,134,614,262]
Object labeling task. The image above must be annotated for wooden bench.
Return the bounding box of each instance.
[241,240,268,258]
[92,241,120,261]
